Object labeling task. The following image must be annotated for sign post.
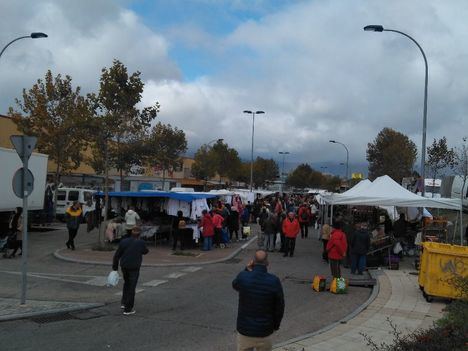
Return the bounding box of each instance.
[10,135,37,306]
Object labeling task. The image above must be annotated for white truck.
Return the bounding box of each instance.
[0,147,48,231]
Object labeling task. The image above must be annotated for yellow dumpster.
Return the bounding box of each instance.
[418,245,429,290]
[419,242,468,302]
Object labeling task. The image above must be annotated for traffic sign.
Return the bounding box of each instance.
[10,135,37,160]
[12,168,34,198]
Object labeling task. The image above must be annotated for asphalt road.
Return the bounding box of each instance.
[0,225,371,351]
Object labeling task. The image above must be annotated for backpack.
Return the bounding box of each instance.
[301,210,309,221]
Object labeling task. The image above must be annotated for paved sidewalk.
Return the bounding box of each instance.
[0,298,103,322]
[54,236,257,266]
[274,269,446,351]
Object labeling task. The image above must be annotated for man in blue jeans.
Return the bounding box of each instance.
[350,222,371,275]
[112,227,148,315]
[232,250,284,351]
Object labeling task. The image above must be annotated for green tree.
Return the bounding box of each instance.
[8,70,92,210]
[88,60,159,194]
[286,163,323,188]
[192,145,217,189]
[211,140,242,183]
[252,157,279,188]
[144,122,187,189]
[426,137,456,197]
[367,127,417,182]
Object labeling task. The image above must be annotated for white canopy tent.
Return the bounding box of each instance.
[322,176,463,243]
[323,176,461,210]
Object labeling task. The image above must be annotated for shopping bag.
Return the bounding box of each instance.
[312,275,326,292]
[330,277,348,294]
[242,226,251,236]
[106,270,120,287]
[275,233,281,246]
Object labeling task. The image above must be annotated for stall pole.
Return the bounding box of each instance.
[330,205,334,225]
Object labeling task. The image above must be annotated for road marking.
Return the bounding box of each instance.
[164,272,187,279]
[143,279,168,287]
[84,277,109,286]
[181,266,202,273]
[114,289,144,296]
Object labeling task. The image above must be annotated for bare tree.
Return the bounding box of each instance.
[454,137,468,244]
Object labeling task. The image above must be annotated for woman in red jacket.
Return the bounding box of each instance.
[326,221,348,278]
[199,210,215,251]
[282,212,300,257]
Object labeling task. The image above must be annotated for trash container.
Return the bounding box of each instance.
[419,242,468,302]
[417,244,429,290]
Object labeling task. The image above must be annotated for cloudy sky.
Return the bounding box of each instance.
[1,0,467,175]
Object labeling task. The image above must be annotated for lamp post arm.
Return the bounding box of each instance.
[385,29,428,193]
[0,36,31,59]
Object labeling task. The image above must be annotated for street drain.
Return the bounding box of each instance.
[31,313,77,324]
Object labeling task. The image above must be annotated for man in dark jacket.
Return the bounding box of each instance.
[232,250,284,351]
[350,222,371,275]
[112,227,148,315]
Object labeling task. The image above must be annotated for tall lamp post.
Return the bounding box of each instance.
[2,32,47,307]
[0,32,48,60]
[364,24,428,196]
[243,110,265,191]
[329,140,349,180]
[278,151,289,193]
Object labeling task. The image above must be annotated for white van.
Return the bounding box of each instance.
[56,188,96,220]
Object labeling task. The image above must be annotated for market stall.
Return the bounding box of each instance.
[321,176,463,268]
[97,190,217,246]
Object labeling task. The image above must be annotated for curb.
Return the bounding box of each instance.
[0,302,104,322]
[273,270,381,349]
[53,235,258,267]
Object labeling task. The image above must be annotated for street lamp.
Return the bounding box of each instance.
[364,24,428,196]
[329,140,349,180]
[0,32,48,60]
[243,110,265,191]
[278,151,290,193]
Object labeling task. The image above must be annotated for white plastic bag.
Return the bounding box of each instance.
[107,270,120,287]
[275,233,281,246]
[393,242,403,255]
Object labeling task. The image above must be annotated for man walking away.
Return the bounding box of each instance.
[282,212,300,257]
[326,221,348,278]
[264,212,278,252]
[233,250,284,351]
[112,227,149,315]
[351,222,371,275]
[65,201,82,250]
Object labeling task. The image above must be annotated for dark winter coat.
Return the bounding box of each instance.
[232,265,284,337]
[351,229,371,255]
[112,237,149,270]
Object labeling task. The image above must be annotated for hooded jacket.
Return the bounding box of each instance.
[66,207,82,230]
[326,228,348,260]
